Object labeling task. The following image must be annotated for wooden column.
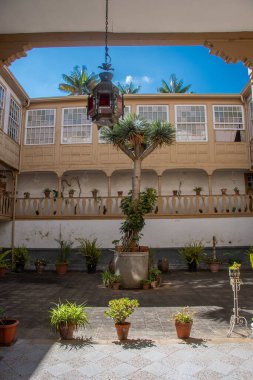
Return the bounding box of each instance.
[107,175,111,196]
[157,175,162,196]
[208,174,212,195]
[57,175,62,197]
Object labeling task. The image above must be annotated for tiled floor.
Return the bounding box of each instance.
[0,270,253,379]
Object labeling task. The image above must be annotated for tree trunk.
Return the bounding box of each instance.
[132,158,141,200]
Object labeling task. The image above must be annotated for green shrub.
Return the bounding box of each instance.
[148,267,161,281]
[13,246,29,265]
[179,242,205,266]
[49,301,88,332]
[78,237,101,267]
[104,298,139,324]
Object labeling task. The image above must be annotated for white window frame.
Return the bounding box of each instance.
[213,105,245,130]
[98,105,131,143]
[25,108,56,145]
[248,97,253,140]
[175,104,208,142]
[61,107,92,144]
[0,82,6,130]
[8,97,21,142]
[136,105,169,122]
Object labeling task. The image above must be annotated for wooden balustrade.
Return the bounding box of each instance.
[14,194,253,219]
[0,195,13,219]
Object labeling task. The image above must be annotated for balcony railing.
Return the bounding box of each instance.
[15,194,253,219]
[0,195,13,219]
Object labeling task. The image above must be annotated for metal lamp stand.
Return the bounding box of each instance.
[227,268,248,337]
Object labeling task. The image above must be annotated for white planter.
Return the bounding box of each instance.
[114,251,149,289]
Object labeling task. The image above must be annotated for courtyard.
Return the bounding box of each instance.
[0,269,253,379]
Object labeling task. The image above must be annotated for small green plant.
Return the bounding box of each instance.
[148,267,161,281]
[111,274,121,284]
[13,246,29,265]
[0,251,11,269]
[78,237,101,267]
[193,186,202,193]
[179,242,205,266]
[55,236,73,263]
[23,192,30,198]
[34,258,48,266]
[140,279,151,285]
[229,262,241,270]
[0,307,5,319]
[246,246,253,268]
[173,307,194,323]
[49,301,88,332]
[43,188,51,193]
[102,270,114,287]
[104,298,139,324]
[69,189,75,194]
[224,252,242,266]
[205,257,222,265]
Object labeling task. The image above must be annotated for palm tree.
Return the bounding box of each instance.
[59,65,98,95]
[117,82,141,94]
[157,74,191,93]
[100,113,175,249]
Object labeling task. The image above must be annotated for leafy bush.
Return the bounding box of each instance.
[104,298,139,324]
[49,301,88,332]
[173,307,194,323]
[78,237,101,267]
[13,246,29,265]
[0,250,11,269]
[148,267,161,281]
[179,242,205,266]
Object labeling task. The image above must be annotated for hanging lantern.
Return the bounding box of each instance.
[87,0,124,128]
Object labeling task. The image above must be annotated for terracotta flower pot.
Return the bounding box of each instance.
[59,324,75,340]
[0,319,19,346]
[115,322,131,340]
[117,191,123,197]
[0,267,7,277]
[35,264,46,274]
[150,280,158,288]
[175,321,193,339]
[158,258,169,273]
[209,263,220,273]
[142,283,150,290]
[44,191,50,198]
[55,263,68,275]
[112,282,120,290]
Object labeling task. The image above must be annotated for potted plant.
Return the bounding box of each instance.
[23,191,30,199]
[206,257,222,273]
[0,250,11,277]
[246,246,253,270]
[234,186,240,195]
[221,188,227,195]
[78,237,101,273]
[111,274,121,290]
[49,301,88,340]
[104,298,139,340]
[43,188,51,198]
[117,191,123,197]
[158,257,169,273]
[193,186,202,196]
[172,307,194,339]
[229,262,241,278]
[102,270,114,288]
[55,235,73,275]
[100,114,175,289]
[140,279,150,290]
[172,190,178,196]
[34,258,48,274]
[0,307,19,346]
[179,242,205,272]
[68,189,75,198]
[149,267,161,288]
[91,188,99,198]
[13,246,29,273]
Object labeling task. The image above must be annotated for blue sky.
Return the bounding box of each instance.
[10,46,249,98]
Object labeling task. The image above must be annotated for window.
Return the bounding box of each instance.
[62,107,92,144]
[8,98,21,141]
[175,105,207,141]
[98,105,131,143]
[0,83,5,129]
[213,105,245,142]
[137,105,168,122]
[25,109,55,145]
[245,173,253,193]
[248,99,253,140]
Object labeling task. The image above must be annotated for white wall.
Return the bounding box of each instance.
[1,218,252,248]
[212,171,245,194]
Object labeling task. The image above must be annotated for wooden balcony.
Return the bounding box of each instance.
[0,195,13,220]
[15,194,253,219]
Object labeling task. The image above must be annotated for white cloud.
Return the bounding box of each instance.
[141,75,152,83]
[125,75,134,84]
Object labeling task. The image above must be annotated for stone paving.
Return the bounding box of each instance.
[0,270,253,379]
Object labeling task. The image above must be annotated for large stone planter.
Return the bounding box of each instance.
[114,251,149,289]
